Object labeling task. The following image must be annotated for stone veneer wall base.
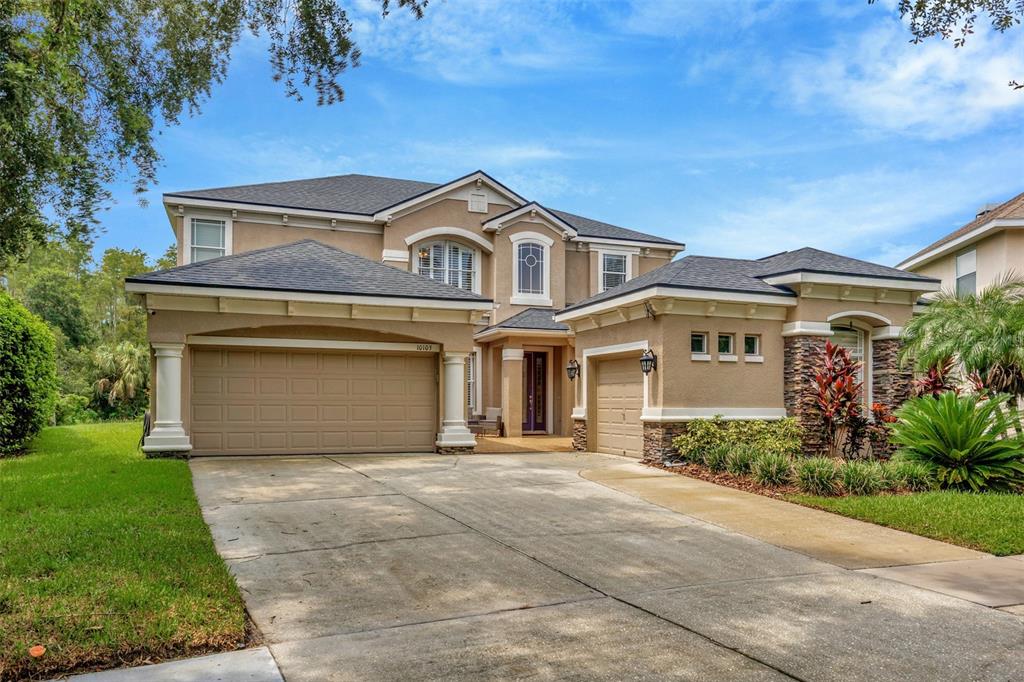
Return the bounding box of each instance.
[784,335,828,455]
[436,446,475,455]
[642,422,687,464]
[572,419,587,452]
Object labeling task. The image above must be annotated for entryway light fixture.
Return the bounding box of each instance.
[566,359,580,381]
[640,349,657,375]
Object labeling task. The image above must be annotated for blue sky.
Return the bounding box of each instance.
[98,0,1024,266]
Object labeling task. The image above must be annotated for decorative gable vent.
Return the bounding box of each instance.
[468,192,488,213]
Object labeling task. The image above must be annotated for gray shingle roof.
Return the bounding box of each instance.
[165,172,682,246]
[482,307,569,333]
[126,240,490,302]
[562,247,938,313]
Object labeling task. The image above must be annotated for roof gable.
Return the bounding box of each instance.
[482,202,578,238]
[898,191,1024,269]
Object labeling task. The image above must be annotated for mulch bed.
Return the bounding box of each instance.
[650,460,802,499]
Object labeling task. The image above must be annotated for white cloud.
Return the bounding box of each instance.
[620,0,786,37]
[685,146,1023,264]
[350,0,608,85]
[785,19,1024,139]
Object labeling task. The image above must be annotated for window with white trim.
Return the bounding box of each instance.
[601,253,628,291]
[415,240,476,292]
[956,249,977,297]
[718,333,734,355]
[517,242,546,295]
[744,335,760,356]
[191,218,226,262]
[690,333,707,354]
[832,324,868,408]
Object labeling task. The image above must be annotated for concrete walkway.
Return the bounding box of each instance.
[185,452,1024,681]
[66,647,282,682]
[581,464,986,569]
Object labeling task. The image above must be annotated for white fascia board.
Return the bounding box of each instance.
[761,272,940,292]
[125,281,493,311]
[482,203,578,237]
[162,196,376,223]
[554,286,796,322]
[381,248,410,262]
[372,171,527,221]
[473,327,570,342]
[577,236,684,251]
[641,407,787,422]
[187,336,441,353]
[897,219,1024,271]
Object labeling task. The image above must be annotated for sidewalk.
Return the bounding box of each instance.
[64,647,282,682]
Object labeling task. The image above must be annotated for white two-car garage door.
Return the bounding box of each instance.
[594,356,644,458]
[189,347,437,455]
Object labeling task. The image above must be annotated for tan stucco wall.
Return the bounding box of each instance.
[565,249,591,307]
[911,229,1024,294]
[788,299,914,328]
[385,198,507,251]
[491,220,568,323]
[232,221,382,261]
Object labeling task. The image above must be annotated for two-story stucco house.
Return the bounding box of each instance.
[128,170,939,459]
[897,192,1024,296]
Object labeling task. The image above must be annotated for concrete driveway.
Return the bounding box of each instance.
[191,453,1024,681]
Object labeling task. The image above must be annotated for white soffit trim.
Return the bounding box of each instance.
[641,407,788,422]
[871,325,904,340]
[826,310,892,325]
[782,321,834,337]
[125,282,493,311]
[897,219,1024,271]
[577,236,684,251]
[372,171,527,221]
[163,196,376,223]
[761,272,940,292]
[474,327,569,341]
[483,203,579,237]
[187,336,441,352]
[555,286,796,322]
[404,227,494,253]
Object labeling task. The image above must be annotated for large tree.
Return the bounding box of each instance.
[0,0,426,264]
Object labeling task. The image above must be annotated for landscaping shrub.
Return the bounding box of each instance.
[807,341,865,458]
[795,457,842,496]
[725,445,757,476]
[886,458,934,492]
[673,417,803,459]
[750,451,793,487]
[841,460,885,496]
[703,444,731,472]
[891,392,1024,492]
[0,292,58,455]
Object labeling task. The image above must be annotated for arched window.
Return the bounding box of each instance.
[517,242,545,295]
[414,240,477,292]
[509,232,553,305]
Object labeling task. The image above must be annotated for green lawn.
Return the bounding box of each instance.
[790,490,1024,556]
[0,422,247,680]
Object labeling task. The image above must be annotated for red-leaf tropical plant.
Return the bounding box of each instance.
[911,357,959,398]
[866,402,899,456]
[808,341,864,458]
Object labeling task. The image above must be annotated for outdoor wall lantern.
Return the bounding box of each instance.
[640,349,657,375]
[566,359,580,381]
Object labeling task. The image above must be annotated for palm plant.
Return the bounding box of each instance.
[901,275,1024,396]
[94,342,148,406]
[890,392,1024,492]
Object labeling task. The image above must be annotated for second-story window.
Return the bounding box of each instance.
[956,249,976,297]
[517,242,545,295]
[416,240,476,291]
[191,218,226,262]
[601,253,628,291]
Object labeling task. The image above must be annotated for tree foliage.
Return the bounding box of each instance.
[23,268,94,347]
[877,0,1024,88]
[0,0,427,264]
[0,290,57,454]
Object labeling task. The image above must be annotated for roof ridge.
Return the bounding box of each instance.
[900,190,1024,266]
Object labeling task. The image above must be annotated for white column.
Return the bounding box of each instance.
[435,351,476,449]
[142,342,192,453]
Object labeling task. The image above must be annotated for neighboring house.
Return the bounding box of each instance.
[128,170,939,460]
[897,192,1024,296]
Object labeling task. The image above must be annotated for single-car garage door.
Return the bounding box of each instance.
[595,356,643,458]
[190,347,437,455]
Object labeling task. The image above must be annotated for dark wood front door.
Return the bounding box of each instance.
[522,351,547,432]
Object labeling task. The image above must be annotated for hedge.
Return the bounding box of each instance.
[0,291,57,455]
